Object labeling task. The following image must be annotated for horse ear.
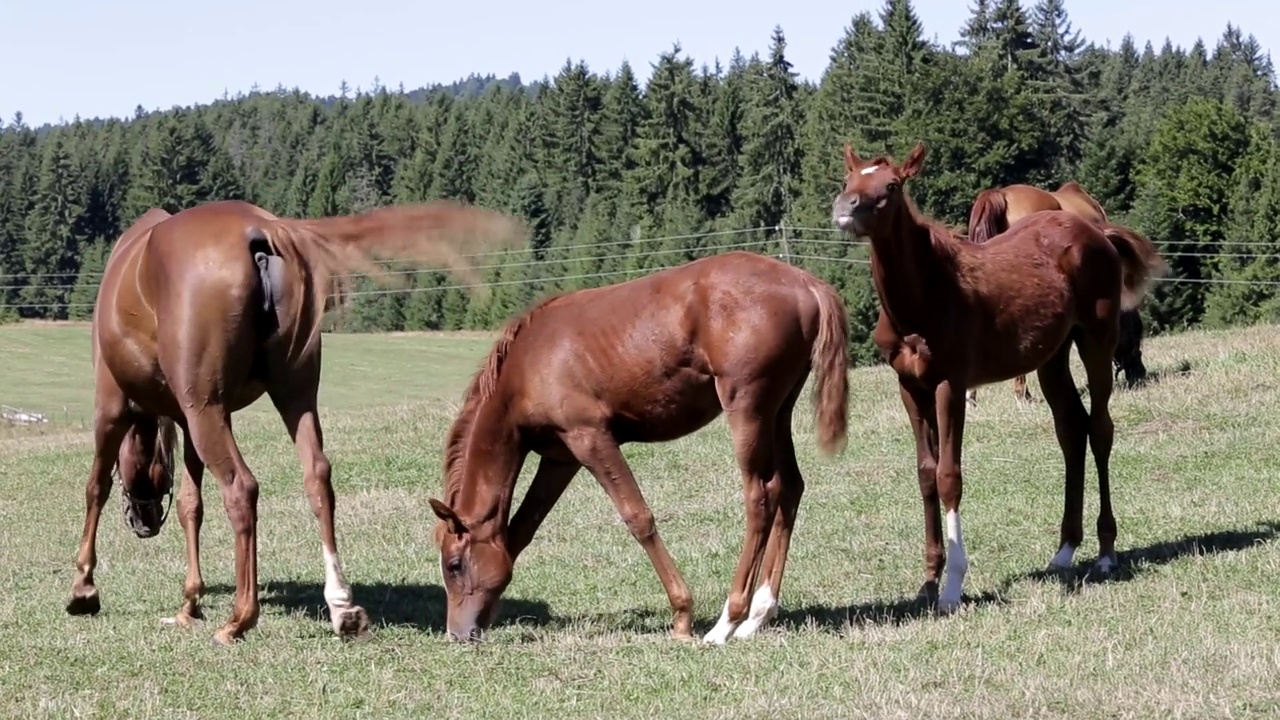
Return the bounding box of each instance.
[900,142,927,178]
[429,497,468,536]
[843,144,862,173]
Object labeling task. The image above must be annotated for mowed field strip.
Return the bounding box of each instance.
[0,322,1278,719]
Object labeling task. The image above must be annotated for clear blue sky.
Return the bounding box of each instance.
[2,0,1275,127]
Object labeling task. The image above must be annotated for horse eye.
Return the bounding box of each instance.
[446,557,464,576]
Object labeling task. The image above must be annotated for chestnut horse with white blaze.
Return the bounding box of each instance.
[965,181,1148,405]
[428,251,850,644]
[67,199,527,645]
[831,142,1167,612]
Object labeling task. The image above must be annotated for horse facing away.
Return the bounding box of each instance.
[830,142,1167,612]
[68,198,527,646]
[966,182,1150,404]
[427,250,850,644]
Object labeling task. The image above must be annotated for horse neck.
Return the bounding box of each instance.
[868,205,958,333]
[450,397,524,539]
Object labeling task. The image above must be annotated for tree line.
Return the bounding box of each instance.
[1,0,1277,366]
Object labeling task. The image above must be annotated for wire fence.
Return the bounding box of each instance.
[2,224,1280,312]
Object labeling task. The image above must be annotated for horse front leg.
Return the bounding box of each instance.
[899,381,943,604]
[934,381,969,614]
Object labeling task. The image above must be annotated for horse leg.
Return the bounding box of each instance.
[1035,341,1089,572]
[66,389,131,616]
[183,407,262,645]
[506,456,582,562]
[731,382,806,640]
[160,430,207,628]
[703,386,783,645]
[1077,332,1120,577]
[1012,374,1037,403]
[934,381,969,614]
[899,381,943,604]
[269,386,371,641]
[563,428,694,639]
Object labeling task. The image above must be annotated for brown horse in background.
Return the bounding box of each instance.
[966,182,1150,405]
[427,251,850,644]
[831,142,1166,613]
[68,199,527,646]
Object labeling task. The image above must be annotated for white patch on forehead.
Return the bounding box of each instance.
[859,164,880,176]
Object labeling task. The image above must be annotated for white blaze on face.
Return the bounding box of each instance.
[859,164,879,176]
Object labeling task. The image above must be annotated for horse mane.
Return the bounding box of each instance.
[439,291,567,508]
[896,187,964,266]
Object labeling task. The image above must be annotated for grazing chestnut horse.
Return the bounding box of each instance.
[830,142,1167,612]
[427,251,850,644]
[965,181,1149,404]
[67,199,527,645]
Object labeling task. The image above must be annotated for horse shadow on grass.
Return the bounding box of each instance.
[203,580,556,634]
[774,519,1280,633]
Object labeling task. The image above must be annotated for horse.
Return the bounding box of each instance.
[830,142,1167,613]
[426,250,850,644]
[965,182,1151,405]
[67,198,528,646]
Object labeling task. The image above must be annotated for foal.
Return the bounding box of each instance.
[831,142,1167,611]
[428,251,850,643]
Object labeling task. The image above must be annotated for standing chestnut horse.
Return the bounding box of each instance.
[67,199,526,645]
[427,251,850,644]
[965,182,1150,405]
[831,142,1166,612]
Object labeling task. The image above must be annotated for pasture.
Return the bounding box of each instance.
[1,321,1278,718]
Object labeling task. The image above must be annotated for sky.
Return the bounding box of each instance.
[2,0,1277,128]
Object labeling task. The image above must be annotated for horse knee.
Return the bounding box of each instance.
[620,508,657,542]
[936,466,962,508]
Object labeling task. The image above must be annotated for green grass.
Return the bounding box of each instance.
[1,320,1278,719]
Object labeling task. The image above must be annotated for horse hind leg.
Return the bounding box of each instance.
[181,406,263,645]
[1076,330,1120,578]
[731,381,807,640]
[704,379,784,645]
[66,386,132,616]
[269,378,371,641]
[1035,340,1089,573]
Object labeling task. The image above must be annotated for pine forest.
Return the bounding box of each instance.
[1,0,1277,366]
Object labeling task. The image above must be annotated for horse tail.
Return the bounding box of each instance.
[258,201,529,354]
[967,188,1007,245]
[1100,223,1170,310]
[805,276,850,456]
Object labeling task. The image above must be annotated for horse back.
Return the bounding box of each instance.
[500,252,824,440]
[1000,184,1064,225]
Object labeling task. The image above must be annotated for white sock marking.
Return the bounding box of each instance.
[1093,554,1117,575]
[323,546,354,630]
[702,598,737,645]
[938,509,968,613]
[1049,544,1077,570]
[732,583,777,639]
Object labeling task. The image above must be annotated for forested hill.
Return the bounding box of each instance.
[1,0,1277,366]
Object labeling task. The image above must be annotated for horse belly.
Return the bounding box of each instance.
[610,373,722,444]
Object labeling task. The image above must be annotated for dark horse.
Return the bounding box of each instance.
[967,182,1151,405]
[831,143,1167,612]
[426,251,850,643]
[67,199,527,645]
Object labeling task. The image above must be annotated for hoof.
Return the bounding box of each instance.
[211,627,245,647]
[335,606,372,642]
[159,610,203,629]
[1086,554,1120,582]
[66,590,101,616]
[935,595,963,615]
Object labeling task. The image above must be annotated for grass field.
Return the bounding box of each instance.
[1,321,1278,719]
